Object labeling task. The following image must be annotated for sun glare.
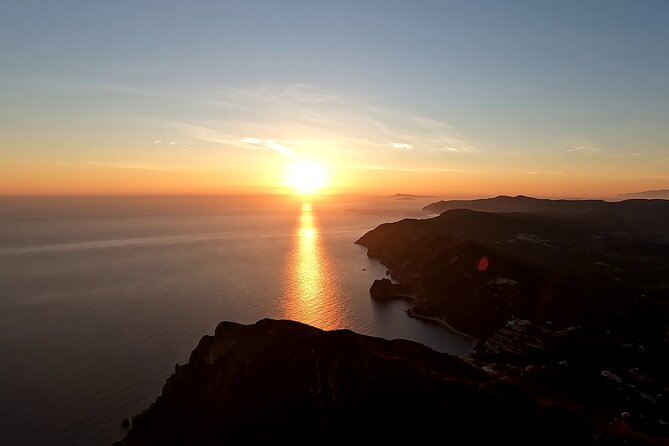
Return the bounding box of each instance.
[285,161,328,194]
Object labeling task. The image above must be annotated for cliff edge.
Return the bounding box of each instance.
[115,319,630,445]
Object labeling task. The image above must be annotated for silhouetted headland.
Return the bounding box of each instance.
[423,195,669,238]
[356,196,669,440]
[117,319,647,445]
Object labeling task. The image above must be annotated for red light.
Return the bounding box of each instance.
[477,256,489,271]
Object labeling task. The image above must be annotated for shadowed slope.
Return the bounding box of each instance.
[116,319,625,445]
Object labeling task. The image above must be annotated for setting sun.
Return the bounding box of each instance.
[285,161,328,194]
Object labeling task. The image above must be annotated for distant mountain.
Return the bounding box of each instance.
[618,189,669,199]
[423,195,669,237]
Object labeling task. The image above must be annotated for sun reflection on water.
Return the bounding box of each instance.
[281,202,343,330]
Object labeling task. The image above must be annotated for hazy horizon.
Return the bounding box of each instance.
[1,190,661,201]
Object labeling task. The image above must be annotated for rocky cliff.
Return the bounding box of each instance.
[115,319,638,445]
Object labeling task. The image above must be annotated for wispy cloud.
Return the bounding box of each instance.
[553,136,604,156]
[409,116,475,152]
[165,84,474,165]
[173,120,364,158]
[411,116,456,131]
[524,170,564,175]
[239,138,296,157]
[84,162,169,171]
[197,85,475,156]
[611,153,641,159]
[152,139,192,152]
[552,146,602,155]
[172,123,231,145]
[353,164,482,174]
[387,143,413,150]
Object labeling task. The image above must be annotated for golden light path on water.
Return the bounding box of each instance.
[281,202,345,330]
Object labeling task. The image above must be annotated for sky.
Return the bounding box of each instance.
[1,0,668,197]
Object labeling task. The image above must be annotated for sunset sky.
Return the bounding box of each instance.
[1,1,668,197]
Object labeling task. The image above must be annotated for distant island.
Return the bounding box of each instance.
[356,195,669,441]
[393,193,432,200]
[618,189,669,199]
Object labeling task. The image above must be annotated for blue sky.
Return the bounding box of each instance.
[1,1,668,195]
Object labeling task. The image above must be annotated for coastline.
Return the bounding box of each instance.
[365,253,478,354]
[359,232,480,354]
[406,309,477,353]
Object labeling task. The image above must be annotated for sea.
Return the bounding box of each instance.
[0,194,473,445]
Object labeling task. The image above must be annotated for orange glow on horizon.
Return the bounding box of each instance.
[0,159,666,199]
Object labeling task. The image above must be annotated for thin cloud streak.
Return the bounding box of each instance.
[84,162,170,171]
[611,153,641,159]
[387,143,413,150]
[196,84,475,156]
[239,138,296,157]
[409,116,475,153]
[353,164,482,174]
[552,146,602,155]
[524,170,565,175]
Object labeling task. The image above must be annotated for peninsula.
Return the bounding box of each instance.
[356,196,669,440]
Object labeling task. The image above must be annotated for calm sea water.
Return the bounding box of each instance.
[0,195,473,445]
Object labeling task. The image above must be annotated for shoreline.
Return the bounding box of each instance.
[363,252,478,353]
[406,309,478,353]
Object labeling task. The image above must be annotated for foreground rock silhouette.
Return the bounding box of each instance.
[117,319,654,445]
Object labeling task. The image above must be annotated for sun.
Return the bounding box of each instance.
[285,161,328,194]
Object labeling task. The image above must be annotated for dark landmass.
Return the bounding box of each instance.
[423,195,669,238]
[118,319,654,445]
[369,277,413,301]
[117,195,669,444]
[356,197,669,441]
[619,190,669,200]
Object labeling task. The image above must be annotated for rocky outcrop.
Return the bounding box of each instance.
[369,278,412,301]
[117,319,648,445]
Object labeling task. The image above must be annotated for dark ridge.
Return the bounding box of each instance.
[117,319,641,445]
[423,195,669,238]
